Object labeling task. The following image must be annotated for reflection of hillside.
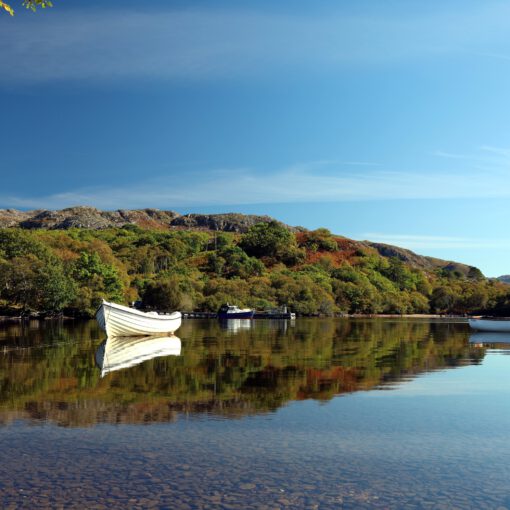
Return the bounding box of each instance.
[0,319,483,427]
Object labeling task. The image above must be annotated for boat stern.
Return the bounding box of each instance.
[95,301,107,332]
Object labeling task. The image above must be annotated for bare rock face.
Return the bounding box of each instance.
[16,206,182,230]
[0,209,34,228]
[170,213,293,233]
[107,209,181,230]
[366,241,479,278]
[0,207,291,233]
[365,242,436,270]
[19,207,118,229]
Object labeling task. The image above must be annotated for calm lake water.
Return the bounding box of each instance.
[1,318,509,509]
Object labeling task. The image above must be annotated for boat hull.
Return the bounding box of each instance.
[468,319,510,333]
[218,311,254,319]
[96,301,182,337]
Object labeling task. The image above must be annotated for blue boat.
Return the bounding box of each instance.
[217,304,254,319]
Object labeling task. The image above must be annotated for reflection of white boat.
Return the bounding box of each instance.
[469,318,510,333]
[96,300,181,337]
[469,332,510,345]
[95,335,181,377]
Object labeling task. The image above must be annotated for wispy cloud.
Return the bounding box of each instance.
[2,3,510,84]
[479,145,510,158]
[361,233,510,250]
[3,160,510,210]
[434,145,510,172]
[433,151,473,160]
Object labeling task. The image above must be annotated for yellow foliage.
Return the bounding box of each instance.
[1,0,53,15]
[0,1,14,15]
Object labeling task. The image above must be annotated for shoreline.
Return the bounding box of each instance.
[0,313,469,324]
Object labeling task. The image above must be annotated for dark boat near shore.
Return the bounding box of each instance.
[217,304,254,319]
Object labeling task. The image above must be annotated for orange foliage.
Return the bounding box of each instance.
[53,248,80,262]
[297,233,360,268]
[297,366,360,399]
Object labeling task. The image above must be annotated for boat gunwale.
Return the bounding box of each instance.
[475,317,510,321]
[100,300,181,322]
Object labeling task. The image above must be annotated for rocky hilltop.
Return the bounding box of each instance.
[0,206,483,277]
[364,242,480,278]
[0,206,293,233]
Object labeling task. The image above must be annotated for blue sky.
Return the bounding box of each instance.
[2,0,510,276]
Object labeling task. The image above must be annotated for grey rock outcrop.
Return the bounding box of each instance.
[170,213,295,232]
[366,241,480,278]
[0,207,292,233]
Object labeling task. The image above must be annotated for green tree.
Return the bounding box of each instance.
[430,286,456,313]
[209,246,265,279]
[381,258,418,291]
[71,252,124,312]
[0,255,74,312]
[240,221,304,265]
[298,228,338,252]
[142,278,183,311]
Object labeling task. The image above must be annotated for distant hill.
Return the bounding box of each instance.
[0,206,483,278]
[364,242,482,279]
[497,275,510,284]
[0,206,296,233]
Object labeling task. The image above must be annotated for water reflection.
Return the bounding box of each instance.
[0,318,482,426]
[95,335,181,377]
[219,318,253,333]
[469,331,510,351]
[469,331,510,343]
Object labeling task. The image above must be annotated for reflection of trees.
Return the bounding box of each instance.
[0,319,484,426]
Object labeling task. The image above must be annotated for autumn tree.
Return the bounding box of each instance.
[1,0,52,16]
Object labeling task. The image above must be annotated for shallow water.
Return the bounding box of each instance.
[0,317,508,509]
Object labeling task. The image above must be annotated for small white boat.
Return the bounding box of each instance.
[95,334,181,377]
[468,318,510,333]
[96,300,181,337]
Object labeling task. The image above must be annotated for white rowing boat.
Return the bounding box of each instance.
[96,300,182,337]
[468,318,510,333]
[95,334,181,377]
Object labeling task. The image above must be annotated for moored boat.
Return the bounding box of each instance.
[95,334,181,377]
[468,318,510,333]
[217,303,254,319]
[96,300,181,337]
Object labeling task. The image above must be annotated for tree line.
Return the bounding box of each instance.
[0,222,508,316]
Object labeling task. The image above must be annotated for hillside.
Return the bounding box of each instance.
[0,207,507,317]
[364,242,482,279]
[0,207,481,277]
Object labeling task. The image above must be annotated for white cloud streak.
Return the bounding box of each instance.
[361,233,510,250]
[2,3,510,84]
[2,161,510,210]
